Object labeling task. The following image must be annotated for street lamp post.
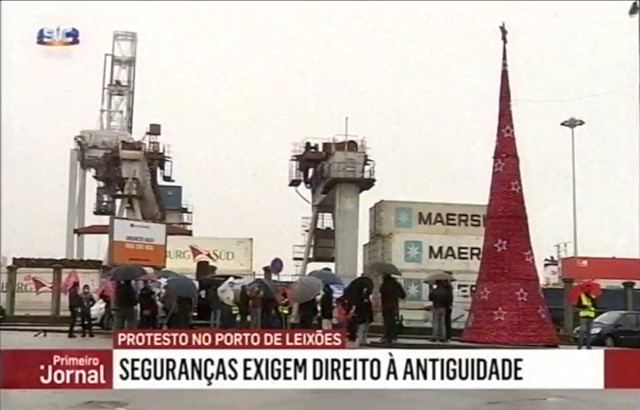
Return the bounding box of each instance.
[560,117,585,257]
[630,1,640,257]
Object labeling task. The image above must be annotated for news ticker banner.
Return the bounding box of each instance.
[0,330,639,390]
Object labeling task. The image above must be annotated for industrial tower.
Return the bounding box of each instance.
[65,31,192,260]
[289,131,376,276]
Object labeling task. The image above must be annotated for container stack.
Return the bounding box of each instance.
[364,200,487,328]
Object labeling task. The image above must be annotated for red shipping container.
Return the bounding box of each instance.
[561,257,640,281]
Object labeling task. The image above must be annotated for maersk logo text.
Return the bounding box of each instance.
[403,240,482,264]
[394,207,486,229]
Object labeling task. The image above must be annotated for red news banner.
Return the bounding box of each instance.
[114,329,346,349]
[2,330,640,390]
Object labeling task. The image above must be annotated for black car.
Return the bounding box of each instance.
[572,310,640,348]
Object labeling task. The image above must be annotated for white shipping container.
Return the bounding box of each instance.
[166,237,253,274]
[367,234,484,272]
[370,200,487,238]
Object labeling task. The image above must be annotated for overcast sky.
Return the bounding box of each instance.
[1,1,638,274]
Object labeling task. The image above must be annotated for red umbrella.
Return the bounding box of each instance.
[568,281,602,305]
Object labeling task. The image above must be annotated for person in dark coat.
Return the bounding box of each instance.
[346,285,372,343]
[238,285,250,328]
[67,281,81,338]
[320,285,334,329]
[138,282,158,329]
[79,284,95,337]
[442,279,454,342]
[207,284,223,328]
[298,298,318,329]
[358,288,374,345]
[379,274,406,343]
[261,296,279,329]
[165,293,194,329]
[113,280,138,330]
[428,280,453,342]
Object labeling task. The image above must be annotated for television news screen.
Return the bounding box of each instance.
[4,1,640,409]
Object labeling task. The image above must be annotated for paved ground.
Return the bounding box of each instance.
[1,331,639,410]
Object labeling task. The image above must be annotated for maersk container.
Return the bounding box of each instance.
[165,237,253,274]
[369,200,487,238]
[365,233,484,272]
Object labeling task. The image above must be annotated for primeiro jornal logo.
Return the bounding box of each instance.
[38,352,110,388]
[36,27,80,46]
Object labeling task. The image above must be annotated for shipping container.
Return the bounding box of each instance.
[166,237,253,274]
[370,200,487,238]
[366,233,483,271]
[561,257,640,281]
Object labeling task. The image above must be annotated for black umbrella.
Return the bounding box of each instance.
[248,278,278,298]
[367,262,401,276]
[309,269,343,286]
[343,276,374,304]
[157,270,181,279]
[165,275,198,298]
[110,265,147,281]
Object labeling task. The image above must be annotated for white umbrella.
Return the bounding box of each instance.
[217,277,242,306]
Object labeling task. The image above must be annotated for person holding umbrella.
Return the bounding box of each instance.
[113,280,138,330]
[290,276,323,328]
[110,265,147,330]
[138,281,158,329]
[164,276,198,329]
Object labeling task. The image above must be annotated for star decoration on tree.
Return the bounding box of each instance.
[510,181,522,193]
[494,238,508,252]
[479,287,491,300]
[494,158,506,173]
[524,250,534,264]
[516,288,528,302]
[493,307,507,321]
[538,305,547,318]
[501,125,514,138]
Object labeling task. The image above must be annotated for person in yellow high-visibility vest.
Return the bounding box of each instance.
[576,290,598,349]
[278,291,292,329]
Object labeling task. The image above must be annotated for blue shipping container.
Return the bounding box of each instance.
[157,185,183,210]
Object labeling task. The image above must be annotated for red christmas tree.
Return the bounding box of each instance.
[461,24,559,346]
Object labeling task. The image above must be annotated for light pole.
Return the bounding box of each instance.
[630,1,640,257]
[560,117,585,257]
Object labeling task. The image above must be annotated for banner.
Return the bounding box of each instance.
[1,330,639,390]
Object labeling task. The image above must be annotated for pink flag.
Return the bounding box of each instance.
[61,270,80,294]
